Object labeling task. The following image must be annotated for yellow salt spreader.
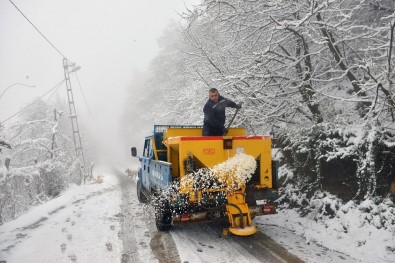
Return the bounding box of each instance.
[131,125,278,236]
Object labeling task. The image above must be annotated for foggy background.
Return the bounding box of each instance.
[0,0,197,170]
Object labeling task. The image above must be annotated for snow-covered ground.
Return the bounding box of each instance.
[259,209,395,263]
[0,170,394,263]
[0,172,123,263]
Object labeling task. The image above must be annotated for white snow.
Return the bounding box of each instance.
[258,208,395,263]
[0,172,122,263]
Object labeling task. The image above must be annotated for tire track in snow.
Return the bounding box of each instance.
[150,230,180,263]
[256,222,360,263]
[116,170,144,263]
[114,169,180,263]
[232,229,304,263]
[170,219,304,262]
[171,221,264,263]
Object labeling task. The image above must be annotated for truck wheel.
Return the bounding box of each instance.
[155,204,172,231]
[136,179,147,203]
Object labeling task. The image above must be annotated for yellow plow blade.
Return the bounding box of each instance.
[225,190,257,236]
[228,225,257,236]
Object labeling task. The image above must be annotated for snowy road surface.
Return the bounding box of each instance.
[0,171,122,262]
[0,168,392,262]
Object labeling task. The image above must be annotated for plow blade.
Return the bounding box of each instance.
[228,225,257,236]
[225,190,257,236]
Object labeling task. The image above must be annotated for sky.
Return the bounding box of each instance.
[0,0,197,167]
[1,168,393,262]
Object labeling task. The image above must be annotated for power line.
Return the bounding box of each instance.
[1,79,65,124]
[0,83,36,100]
[8,0,68,60]
[45,81,63,103]
[73,72,97,124]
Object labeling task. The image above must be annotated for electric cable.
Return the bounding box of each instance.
[0,83,36,100]
[73,72,97,125]
[45,81,63,102]
[1,79,65,124]
[8,0,69,60]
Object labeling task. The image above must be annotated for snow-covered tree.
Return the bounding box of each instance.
[124,1,395,200]
[0,99,83,224]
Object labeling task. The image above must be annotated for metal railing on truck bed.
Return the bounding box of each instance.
[152,125,203,161]
[151,125,247,162]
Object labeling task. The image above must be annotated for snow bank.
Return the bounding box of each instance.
[259,199,395,263]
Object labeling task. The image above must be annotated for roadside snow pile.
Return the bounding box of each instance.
[179,153,256,192]
[273,185,395,262]
[262,196,395,262]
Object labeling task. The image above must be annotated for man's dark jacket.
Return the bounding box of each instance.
[203,95,237,136]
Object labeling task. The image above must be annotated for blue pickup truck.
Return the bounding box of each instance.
[131,125,278,236]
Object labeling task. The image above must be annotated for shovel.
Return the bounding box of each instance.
[223,104,241,136]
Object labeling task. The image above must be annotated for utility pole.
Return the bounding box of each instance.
[63,58,86,184]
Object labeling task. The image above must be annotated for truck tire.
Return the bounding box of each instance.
[136,179,147,203]
[155,203,172,231]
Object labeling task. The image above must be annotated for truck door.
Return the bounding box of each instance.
[141,137,153,190]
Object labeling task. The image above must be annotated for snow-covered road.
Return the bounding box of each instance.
[0,171,123,262]
[1,167,393,263]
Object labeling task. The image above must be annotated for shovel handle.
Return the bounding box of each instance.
[224,106,240,135]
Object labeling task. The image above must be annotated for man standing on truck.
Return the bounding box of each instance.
[203,88,241,136]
